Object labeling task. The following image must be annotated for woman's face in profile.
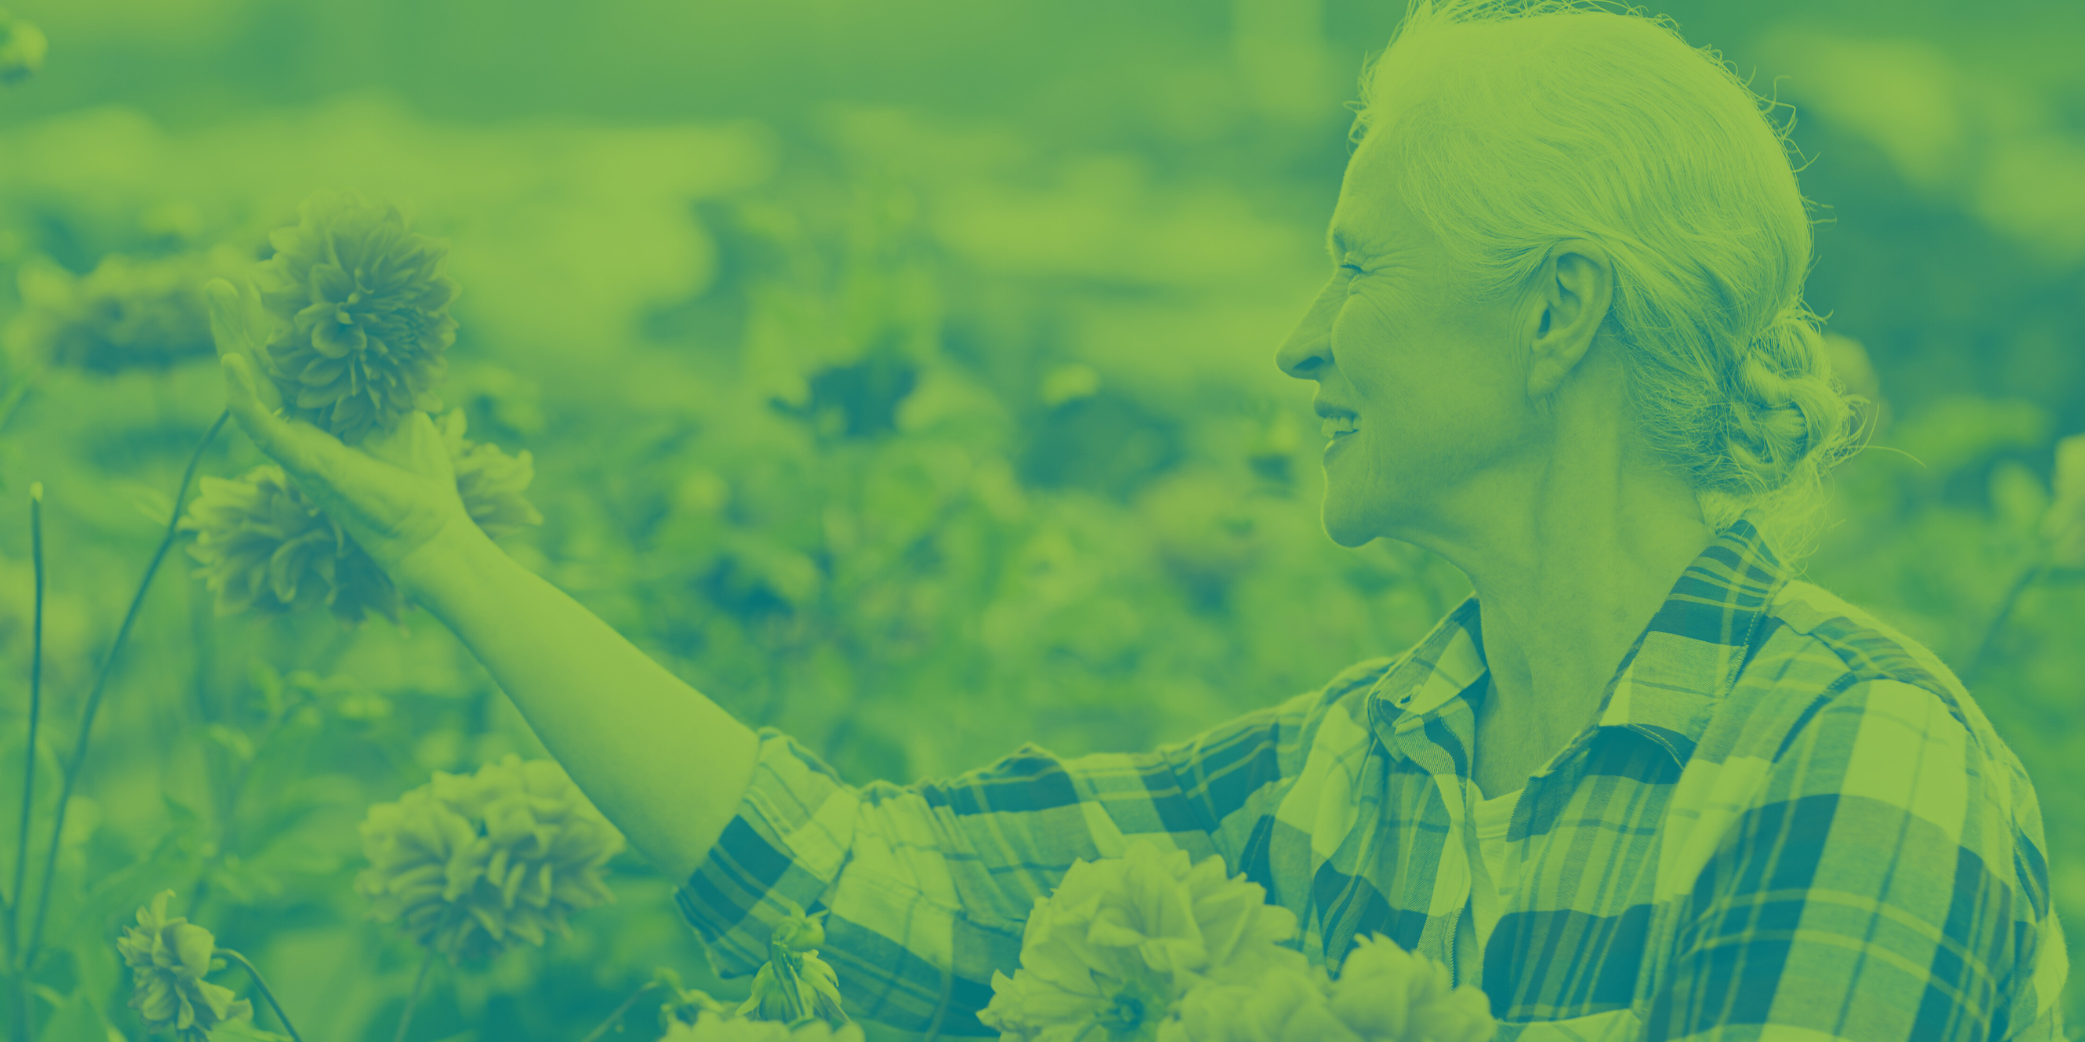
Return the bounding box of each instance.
[1276,136,1534,549]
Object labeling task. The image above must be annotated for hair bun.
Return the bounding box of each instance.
[1717,311,1859,496]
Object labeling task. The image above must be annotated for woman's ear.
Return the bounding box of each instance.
[1525,239,1615,401]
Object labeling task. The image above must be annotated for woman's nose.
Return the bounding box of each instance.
[1275,273,1345,380]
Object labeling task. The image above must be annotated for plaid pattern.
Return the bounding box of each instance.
[675,520,2070,1040]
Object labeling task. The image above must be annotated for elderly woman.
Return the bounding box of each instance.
[215,1,2067,1038]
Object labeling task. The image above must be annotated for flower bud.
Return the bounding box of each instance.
[736,945,848,1028]
[116,890,256,1042]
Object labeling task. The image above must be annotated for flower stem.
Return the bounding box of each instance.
[9,969,31,1042]
[7,486,45,1042]
[5,484,44,959]
[219,948,305,1042]
[20,410,228,974]
[1962,562,2047,687]
[392,944,438,1042]
[577,980,660,1042]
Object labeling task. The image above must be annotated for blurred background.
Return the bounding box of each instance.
[0,0,2080,1038]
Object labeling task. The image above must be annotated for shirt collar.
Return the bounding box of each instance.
[1365,518,1790,772]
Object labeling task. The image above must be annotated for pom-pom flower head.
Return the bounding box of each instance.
[257,191,458,444]
[355,754,624,964]
[1161,965,1354,1042]
[180,409,539,626]
[1325,934,1494,1042]
[179,463,405,625]
[440,408,544,538]
[979,840,1304,1042]
[115,890,255,1042]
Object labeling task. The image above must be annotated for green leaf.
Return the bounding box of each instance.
[208,722,258,764]
[35,988,114,1042]
[117,478,176,528]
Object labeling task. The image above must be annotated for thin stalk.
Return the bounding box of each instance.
[1962,562,2047,687]
[219,949,305,1042]
[392,944,439,1042]
[577,980,661,1042]
[6,485,44,950]
[21,410,228,972]
[7,485,44,1042]
[10,970,30,1042]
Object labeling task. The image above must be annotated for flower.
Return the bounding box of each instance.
[1325,934,1494,1042]
[737,906,847,1027]
[659,1010,866,1042]
[979,841,1304,1042]
[0,10,45,85]
[116,890,255,1042]
[1153,935,1493,1042]
[7,247,246,375]
[355,754,624,964]
[1159,966,1357,1042]
[438,408,543,539]
[257,191,459,444]
[2043,433,2085,570]
[179,463,405,625]
[180,415,537,625]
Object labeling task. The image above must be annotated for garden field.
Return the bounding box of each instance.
[0,0,2082,1039]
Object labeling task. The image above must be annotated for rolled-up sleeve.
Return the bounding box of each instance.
[673,682,1334,1035]
[1642,679,2069,1041]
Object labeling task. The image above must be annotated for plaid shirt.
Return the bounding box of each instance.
[676,520,2070,1040]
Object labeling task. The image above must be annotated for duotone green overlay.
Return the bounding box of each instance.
[0,0,2081,1038]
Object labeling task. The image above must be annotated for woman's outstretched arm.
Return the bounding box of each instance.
[400,521,758,884]
[210,277,757,883]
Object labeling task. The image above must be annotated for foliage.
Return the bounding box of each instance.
[0,9,41,87]
[661,1011,865,1042]
[5,246,247,375]
[0,2,2078,1040]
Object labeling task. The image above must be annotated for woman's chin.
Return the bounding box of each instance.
[1319,500,1376,548]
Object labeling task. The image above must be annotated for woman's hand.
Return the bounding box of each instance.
[208,277,481,596]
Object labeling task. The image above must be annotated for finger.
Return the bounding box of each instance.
[221,354,318,477]
[205,278,283,411]
[205,278,244,352]
[405,410,458,484]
